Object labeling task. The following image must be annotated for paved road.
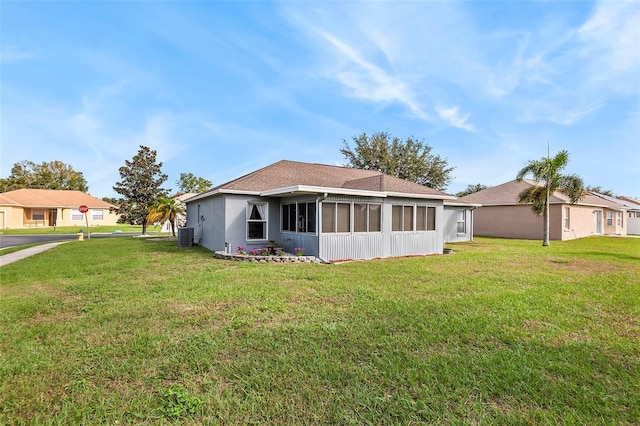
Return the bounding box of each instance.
[0,233,141,249]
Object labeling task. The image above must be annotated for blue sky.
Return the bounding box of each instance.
[2,1,639,198]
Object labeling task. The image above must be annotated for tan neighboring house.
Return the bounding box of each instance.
[0,189,119,229]
[459,180,627,240]
[616,196,640,235]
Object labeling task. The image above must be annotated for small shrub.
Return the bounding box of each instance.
[160,385,203,419]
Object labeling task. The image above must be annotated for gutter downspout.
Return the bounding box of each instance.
[470,207,476,242]
[316,193,330,264]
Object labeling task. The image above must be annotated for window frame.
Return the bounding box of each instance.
[321,202,351,233]
[456,209,466,234]
[31,208,45,221]
[246,202,268,241]
[427,206,436,231]
[563,207,570,231]
[416,206,427,231]
[606,211,613,226]
[281,202,317,234]
[354,203,382,233]
[392,204,414,232]
[92,209,104,221]
[392,204,436,232]
[71,209,83,221]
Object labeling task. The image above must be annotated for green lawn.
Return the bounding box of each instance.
[1,237,638,424]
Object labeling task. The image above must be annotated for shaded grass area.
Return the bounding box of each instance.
[1,237,638,424]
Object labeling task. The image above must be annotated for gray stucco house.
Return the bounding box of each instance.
[442,199,479,243]
[184,160,473,262]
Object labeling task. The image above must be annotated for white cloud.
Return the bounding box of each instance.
[436,106,475,132]
[316,30,431,121]
[577,1,640,94]
[545,102,604,127]
[0,45,36,63]
[1,80,196,197]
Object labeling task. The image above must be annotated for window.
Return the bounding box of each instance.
[282,202,316,233]
[337,204,350,232]
[322,202,350,233]
[92,209,104,221]
[393,205,436,232]
[247,202,268,240]
[457,210,466,233]
[354,203,382,233]
[71,209,83,221]
[617,211,623,227]
[307,203,317,233]
[282,204,295,231]
[31,209,45,221]
[392,205,403,231]
[606,211,613,226]
[392,205,416,232]
[563,207,570,230]
[416,206,427,231]
[298,202,316,233]
[427,207,436,231]
[403,206,413,231]
[368,204,381,232]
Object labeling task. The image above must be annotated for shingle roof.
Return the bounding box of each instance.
[195,160,450,200]
[618,196,640,206]
[460,180,625,210]
[591,193,640,211]
[0,189,115,209]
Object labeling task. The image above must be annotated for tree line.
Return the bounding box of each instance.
[2,133,596,244]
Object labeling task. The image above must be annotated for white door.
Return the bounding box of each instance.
[594,210,602,235]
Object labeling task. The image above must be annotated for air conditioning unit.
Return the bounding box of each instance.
[177,227,194,247]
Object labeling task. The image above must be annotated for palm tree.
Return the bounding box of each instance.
[146,196,186,237]
[516,150,585,246]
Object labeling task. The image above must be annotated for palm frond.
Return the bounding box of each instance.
[517,185,547,216]
[558,174,585,204]
[146,196,186,225]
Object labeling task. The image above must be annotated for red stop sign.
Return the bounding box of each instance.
[79,205,89,213]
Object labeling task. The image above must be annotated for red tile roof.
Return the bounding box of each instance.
[198,160,450,199]
[0,189,115,209]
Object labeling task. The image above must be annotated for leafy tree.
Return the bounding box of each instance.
[113,146,168,234]
[146,195,186,236]
[0,160,88,192]
[341,132,454,191]
[516,150,585,247]
[176,172,212,193]
[101,196,120,205]
[456,183,489,198]
[586,185,614,197]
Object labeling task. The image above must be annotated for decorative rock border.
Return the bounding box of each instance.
[214,252,322,263]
